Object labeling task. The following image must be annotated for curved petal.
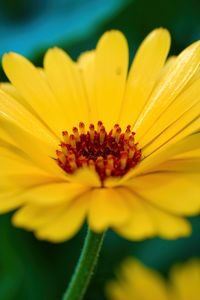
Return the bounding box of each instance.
[69,167,101,187]
[22,182,90,206]
[2,53,68,137]
[152,157,200,172]
[127,172,200,216]
[13,191,90,242]
[170,259,200,300]
[135,41,200,138]
[0,146,71,213]
[141,107,200,158]
[0,88,58,147]
[0,193,25,213]
[0,82,24,103]
[94,30,129,128]
[0,117,65,177]
[108,259,169,300]
[119,133,200,183]
[12,203,65,230]
[114,189,156,240]
[0,146,66,187]
[88,188,131,232]
[78,50,97,123]
[120,28,170,127]
[44,48,89,129]
[140,78,200,156]
[115,189,191,240]
[34,195,89,242]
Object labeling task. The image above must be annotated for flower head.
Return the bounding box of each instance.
[0,28,200,242]
[106,258,200,300]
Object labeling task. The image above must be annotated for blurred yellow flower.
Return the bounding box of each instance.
[0,28,199,242]
[106,258,200,300]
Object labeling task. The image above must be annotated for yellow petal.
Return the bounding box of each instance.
[0,195,25,213]
[0,117,65,177]
[158,55,176,79]
[174,148,200,159]
[2,53,67,137]
[0,82,39,115]
[44,48,89,128]
[141,77,200,156]
[119,259,169,300]
[155,157,200,172]
[0,127,14,145]
[0,88,58,146]
[120,133,200,183]
[88,188,131,232]
[142,133,200,173]
[70,167,101,187]
[0,182,26,213]
[34,195,89,242]
[0,145,40,174]
[23,182,90,206]
[0,82,24,103]
[0,146,66,191]
[142,205,191,239]
[95,30,128,128]
[135,40,200,138]
[12,203,64,230]
[114,189,155,240]
[170,259,200,300]
[121,28,170,127]
[141,104,200,157]
[106,281,128,300]
[0,147,73,214]
[115,188,191,240]
[127,172,200,215]
[78,50,97,123]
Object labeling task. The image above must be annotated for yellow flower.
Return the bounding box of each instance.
[0,28,199,242]
[106,258,200,300]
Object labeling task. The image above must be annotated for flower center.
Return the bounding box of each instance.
[56,122,141,182]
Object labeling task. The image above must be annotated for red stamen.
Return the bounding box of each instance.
[120,151,128,170]
[79,122,85,135]
[124,125,131,140]
[70,134,76,148]
[115,127,121,143]
[128,147,136,159]
[73,127,80,142]
[89,124,95,143]
[129,135,135,147]
[97,121,103,133]
[100,126,106,145]
[56,122,141,182]
[62,131,69,144]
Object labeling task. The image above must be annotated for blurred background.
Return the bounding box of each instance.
[0,0,200,299]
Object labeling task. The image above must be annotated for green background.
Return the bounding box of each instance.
[0,0,199,299]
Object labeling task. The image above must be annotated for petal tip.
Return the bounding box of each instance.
[148,27,171,44]
[98,29,128,49]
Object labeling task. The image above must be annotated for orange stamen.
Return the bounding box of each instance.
[62,131,69,144]
[120,151,128,170]
[79,122,85,135]
[89,124,95,143]
[70,134,76,148]
[56,122,141,182]
[73,127,80,142]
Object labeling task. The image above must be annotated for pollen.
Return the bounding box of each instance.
[56,122,141,182]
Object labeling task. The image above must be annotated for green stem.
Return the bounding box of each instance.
[62,228,105,300]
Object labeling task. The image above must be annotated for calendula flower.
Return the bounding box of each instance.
[106,258,200,300]
[0,28,199,242]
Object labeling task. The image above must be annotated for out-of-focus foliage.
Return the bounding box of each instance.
[0,0,132,58]
[0,0,199,299]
